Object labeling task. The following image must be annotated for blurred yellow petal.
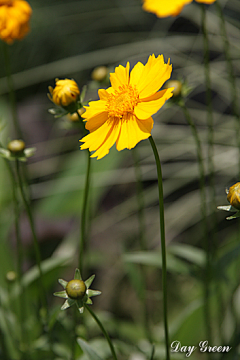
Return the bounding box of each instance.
[134,88,173,120]
[110,62,130,89]
[196,0,216,3]
[116,114,153,151]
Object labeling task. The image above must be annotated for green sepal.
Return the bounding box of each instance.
[226,211,240,220]
[61,298,75,310]
[0,148,11,159]
[58,279,68,289]
[53,291,68,299]
[85,297,93,305]
[48,107,68,118]
[80,85,87,103]
[74,268,82,280]
[217,205,236,212]
[85,274,95,289]
[87,289,101,298]
[24,148,36,158]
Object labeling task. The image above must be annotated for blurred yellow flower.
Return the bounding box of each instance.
[227,182,240,210]
[0,0,32,43]
[142,0,216,18]
[48,79,80,108]
[80,54,173,159]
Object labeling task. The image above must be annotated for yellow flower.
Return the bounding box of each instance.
[48,79,80,108]
[142,0,216,18]
[0,0,32,43]
[80,54,173,159]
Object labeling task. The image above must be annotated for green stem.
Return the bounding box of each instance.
[215,0,240,340]
[132,148,153,343]
[15,159,47,310]
[85,305,118,360]
[215,0,240,175]
[2,43,23,139]
[179,102,207,235]
[77,111,91,275]
[201,5,215,347]
[148,136,170,360]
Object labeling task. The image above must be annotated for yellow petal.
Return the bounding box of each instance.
[92,120,121,159]
[129,62,144,87]
[83,100,107,120]
[85,112,108,132]
[110,62,130,89]
[116,114,153,151]
[134,88,173,120]
[137,55,173,98]
[142,0,192,17]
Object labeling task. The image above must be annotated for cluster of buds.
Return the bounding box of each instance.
[0,139,35,162]
[217,182,240,220]
[54,269,101,313]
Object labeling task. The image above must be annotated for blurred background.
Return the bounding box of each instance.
[0,0,240,359]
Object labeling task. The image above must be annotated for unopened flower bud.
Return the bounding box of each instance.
[227,182,240,210]
[48,79,80,110]
[67,108,85,122]
[6,271,17,283]
[91,66,108,82]
[165,80,182,97]
[66,279,86,300]
[7,139,25,153]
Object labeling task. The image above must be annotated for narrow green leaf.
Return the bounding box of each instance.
[77,338,104,360]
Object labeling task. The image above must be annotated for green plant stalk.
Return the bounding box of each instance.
[215,0,240,175]
[179,101,207,237]
[215,1,240,340]
[85,304,118,360]
[201,5,215,348]
[132,148,153,343]
[2,43,23,139]
[3,159,27,359]
[77,113,91,275]
[15,159,47,310]
[148,136,170,360]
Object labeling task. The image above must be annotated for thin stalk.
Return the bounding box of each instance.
[4,159,27,359]
[215,0,240,175]
[148,136,170,360]
[2,43,23,139]
[132,148,153,343]
[77,111,91,275]
[201,5,215,347]
[215,0,240,341]
[179,102,207,236]
[15,159,47,310]
[85,304,118,360]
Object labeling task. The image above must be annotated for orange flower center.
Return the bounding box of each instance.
[106,85,139,119]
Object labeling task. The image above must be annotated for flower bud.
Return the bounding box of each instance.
[227,183,240,210]
[164,80,182,97]
[91,66,108,82]
[48,79,80,110]
[67,108,85,122]
[66,279,86,300]
[6,271,17,283]
[7,139,25,153]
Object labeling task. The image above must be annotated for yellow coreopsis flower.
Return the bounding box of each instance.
[48,79,80,109]
[80,54,173,159]
[142,0,216,18]
[0,0,32,43]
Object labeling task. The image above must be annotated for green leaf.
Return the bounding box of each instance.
[168,244,205,267]
[53,290,68,299]
[77,338,104,360]
[74,268,82,280]
[58,278,68,289]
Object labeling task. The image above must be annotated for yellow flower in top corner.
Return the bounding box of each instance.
[80,54,173,159]
[0,0,32,43]
[48,79,80,109]
[142,0,216,18]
